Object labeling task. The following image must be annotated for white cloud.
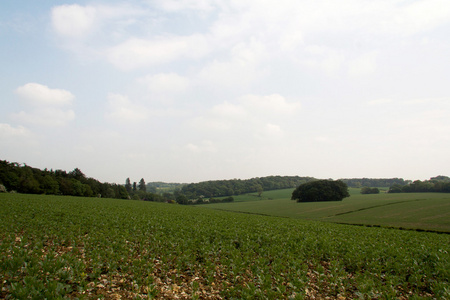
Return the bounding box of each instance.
[105,93,148,123]
[301,45,345,75]
[15,83,74,106]
[48,0,450,76]
[381,0,450,36]
[197,58,264,88]
[4,0,449,183]
[107,34,210,70]
[191,94,300,137]
[197,39,269,88]
[240,94,301,115]
[348,51,378,77]
[0,123,31,138]
[314,136,333,144]
[367,98,393,106]
[51,3,143,39]
[191,116,234,132]
[12,109,75,127]
[12,83,75,127]
[231,38,268,64]
[402,97,450,106]
[51,4,97,38]
[185,140,217,153]
[154,0,216,12]
[138,73,189,94]
[0,124,39,158]
[211,101,247,119]
[264,123,283,137]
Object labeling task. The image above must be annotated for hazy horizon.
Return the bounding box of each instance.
[1,0,449,184]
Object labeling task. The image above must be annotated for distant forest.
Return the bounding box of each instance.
[388,176,450,193]
[180,176,450,197]
[181,176,316,198]
[1,160,449,201]
[339,176,450,193]
[340,178,409,188]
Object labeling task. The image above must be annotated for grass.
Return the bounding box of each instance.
[0,193,449,299]
[206,188,450,232]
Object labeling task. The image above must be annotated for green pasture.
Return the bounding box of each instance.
[1,193,449,299]
[207,189,450,232]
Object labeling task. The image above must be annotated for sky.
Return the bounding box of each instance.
[1,0,449,184]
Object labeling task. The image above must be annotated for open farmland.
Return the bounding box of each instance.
[207,189,450,232]
[0,193,449,299]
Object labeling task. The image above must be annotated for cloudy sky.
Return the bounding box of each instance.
[1,0,449,184]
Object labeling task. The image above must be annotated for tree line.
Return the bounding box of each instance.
[340,178,409,188]
[181,175,316,198]
[388,176,450,193]
[2,159,448,203]
[0,160,128,199]
[0,160,233,205]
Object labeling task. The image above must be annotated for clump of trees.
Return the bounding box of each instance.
[291,180,350,202]
[388,176,450,193]
[125,177,155,201]
[360,187,380,194]
[123,178,178,202]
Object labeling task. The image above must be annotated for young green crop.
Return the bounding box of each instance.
[209,189,450,232]
[0,193,449,299]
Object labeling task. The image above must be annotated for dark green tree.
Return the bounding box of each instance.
[70,168,86,182]
[59,178,74,195]
[388,184,403,193]
[42,175,59,194]
[139,178,146,192]
[71,179,85,196]
[115,184,129,199]
[291,180,350,202]
[19,175,41,194]
[256,184,263,197]
[125,178,132,193]
[176,194,188,205]
[133,182,137,192]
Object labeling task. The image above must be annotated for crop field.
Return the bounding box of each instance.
[1,193,449,299]
[208,189,450,232]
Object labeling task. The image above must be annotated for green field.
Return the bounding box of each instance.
[206,188,450,232]
[0,193,449,299]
